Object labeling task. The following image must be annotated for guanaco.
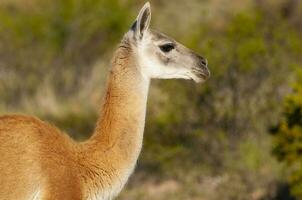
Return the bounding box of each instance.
[0,2,210,200]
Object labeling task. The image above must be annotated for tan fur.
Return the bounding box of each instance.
[0,37,149,200]
[0,3,209,199]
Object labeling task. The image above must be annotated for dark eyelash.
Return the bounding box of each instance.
[159,44,175,53]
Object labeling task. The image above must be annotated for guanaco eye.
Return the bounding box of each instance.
[159,43,175,53]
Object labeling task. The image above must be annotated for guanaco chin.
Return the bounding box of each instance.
[0,2,210,200]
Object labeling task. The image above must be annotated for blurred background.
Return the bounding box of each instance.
[0,0,302,199]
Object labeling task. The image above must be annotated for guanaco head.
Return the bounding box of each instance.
[127,2,210,83]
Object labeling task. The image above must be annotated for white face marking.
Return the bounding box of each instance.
[129,2,210,83]
[135,30,209,83]
[137,32,193,81]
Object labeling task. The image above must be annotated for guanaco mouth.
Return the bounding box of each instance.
[191,68,210,83]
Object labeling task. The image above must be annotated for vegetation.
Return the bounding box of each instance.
[270,69,302,199]
[1,0,302,199]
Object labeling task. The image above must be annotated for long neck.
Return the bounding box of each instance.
[80,38,150,198]
[91,47,150,158]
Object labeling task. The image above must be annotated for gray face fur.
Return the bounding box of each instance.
[128,2,210,83]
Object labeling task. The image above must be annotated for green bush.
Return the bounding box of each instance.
[270,68,302,198]
[1,0,302,199]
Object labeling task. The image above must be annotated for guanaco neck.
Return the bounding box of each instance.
[92,42,149,157]
[80,36,150,195]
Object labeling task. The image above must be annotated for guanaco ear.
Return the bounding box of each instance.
[131,2,151,40]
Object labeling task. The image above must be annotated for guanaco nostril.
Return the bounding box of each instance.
[196,55,207,67]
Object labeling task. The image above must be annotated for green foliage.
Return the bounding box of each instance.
[0,0,134,105]
[270,68,302,198]
[1,0,302,199]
